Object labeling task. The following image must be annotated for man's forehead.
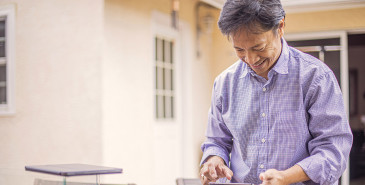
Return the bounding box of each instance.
[231,32,269,48]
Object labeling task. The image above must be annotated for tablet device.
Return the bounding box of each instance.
[209,183,255,185]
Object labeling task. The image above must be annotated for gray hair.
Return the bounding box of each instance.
[218,0,286,36]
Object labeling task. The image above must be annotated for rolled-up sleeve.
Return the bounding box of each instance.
[200,80,233,166]
[297,71,353,185]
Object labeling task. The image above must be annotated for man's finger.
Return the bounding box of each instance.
[259,173,269,185]
[200,166,208,178]
[215,165,225,178]
[207,164,218,180]
[201,175,208,185]
[203,175,208,185]
[222,166,233,180]
[200,165,210,185]
[203,175,217,185]
[259,171,274,183]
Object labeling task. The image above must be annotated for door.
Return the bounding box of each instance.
[152,11,184,185]
[285,31,350,185]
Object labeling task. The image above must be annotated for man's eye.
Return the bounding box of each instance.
[256,48,265,51]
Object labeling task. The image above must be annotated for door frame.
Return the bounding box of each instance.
[285,31,350,185]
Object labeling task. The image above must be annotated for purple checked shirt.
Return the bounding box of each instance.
[201,39,353,185]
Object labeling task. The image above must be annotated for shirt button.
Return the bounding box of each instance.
[263,87,267,92]
[261,138,266,143]
[261,113,266,117]
[260,164,264,169]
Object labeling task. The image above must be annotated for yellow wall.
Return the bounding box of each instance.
[210,8,238,82]
[286,7,365,33]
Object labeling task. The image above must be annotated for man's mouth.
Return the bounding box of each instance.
[251,59,266,69]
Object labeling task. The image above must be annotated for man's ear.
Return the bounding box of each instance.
[278,18,285,38]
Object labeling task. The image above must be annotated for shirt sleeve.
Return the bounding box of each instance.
[200,80,233,167]
[297,71,353,185]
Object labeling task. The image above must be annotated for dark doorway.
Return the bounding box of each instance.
[287,33,365,185]
[348,33,365,185]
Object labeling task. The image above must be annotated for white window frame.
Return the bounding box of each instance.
[0,4,15,115]
[154,36,175,120]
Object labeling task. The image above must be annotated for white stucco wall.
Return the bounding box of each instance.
[102,1,154,184]
[0,0,217,185]
[0,0,104,184]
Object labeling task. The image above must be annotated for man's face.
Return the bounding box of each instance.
[231,24,283,79]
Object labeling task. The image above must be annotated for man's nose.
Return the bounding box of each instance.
[243,52,259,64]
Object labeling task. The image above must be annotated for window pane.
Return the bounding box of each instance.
[165,95,171,118]
[324,50,341,85]
[0,41,5,57]
[162,39,165,62]
[156,38,163,61]
[0,65,6,81]
[155,66,158,89]
[162,68,165,90]
[162,95,166,118]
[159,38,162,61]
[0,86,6,104]
[0,19,5,37]
[306,52,320,60]
[170,69,174,91]
[155,37,158,61]
[0,65,5,104]
[164,40,171,64]
[170,41,173,64]
[156,67,163,90]
[165,67,171,90]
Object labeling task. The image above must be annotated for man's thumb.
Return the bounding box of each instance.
[259,173,265,181]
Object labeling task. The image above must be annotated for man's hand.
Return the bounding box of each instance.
[200,156,233,185]
[259,165,310,185]
[259,169,287,185]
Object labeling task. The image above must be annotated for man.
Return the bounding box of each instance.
[199,0,353,185]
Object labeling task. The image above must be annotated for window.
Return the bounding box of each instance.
[155,36,174,119]
[0,5,15,115]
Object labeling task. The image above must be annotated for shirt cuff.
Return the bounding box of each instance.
[200,146,230,167]
[296,155,334,185]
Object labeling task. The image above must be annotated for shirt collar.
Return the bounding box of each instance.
[240,38,289,78]
[241,62,251,78]
[271,39,289,75]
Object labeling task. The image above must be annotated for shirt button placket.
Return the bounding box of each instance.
[260,86,268,174]
[259,84,268,174]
